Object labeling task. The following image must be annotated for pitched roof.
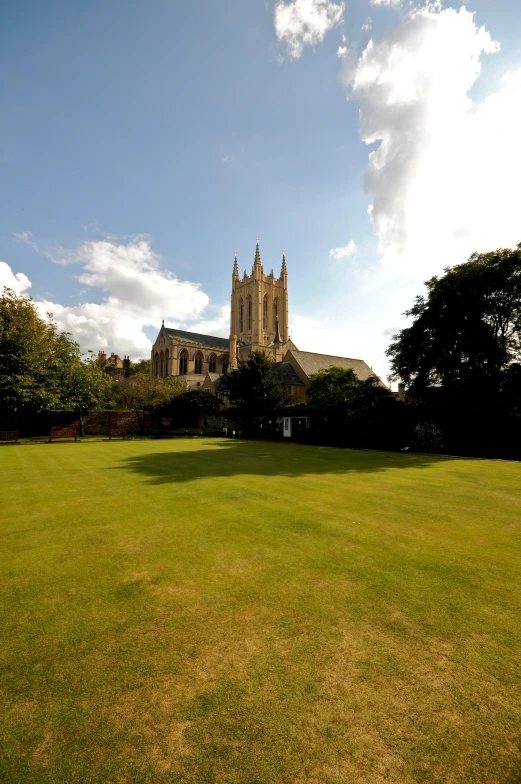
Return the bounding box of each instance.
[273,361,306,386]
[164,328,229,350]
[288,349,386,386]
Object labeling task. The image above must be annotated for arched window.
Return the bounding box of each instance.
[208,353,216,373]
[154,352,159,377]
[263,296,268,330]
[164,349,169,376]
[160,350,164,377]
[222,355,229,374]
[247,296,252,331]
[194,351,203,374]
[273,298,279,325]
[239,299,244,333]
[179,349,188,375]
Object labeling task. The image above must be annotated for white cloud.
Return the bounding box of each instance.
[0,261,31,295]
[345,5,521,274]
[330,240,357,259]
[189,304,230,338]
[15,237,221,359]
[362,17,372,31]
[370,0,401,6]
[290,312,388,381]
[274,0,344,59]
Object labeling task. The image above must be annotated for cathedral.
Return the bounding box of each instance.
[151,240,381,402]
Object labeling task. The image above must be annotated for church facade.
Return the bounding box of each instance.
[150,241,381,399]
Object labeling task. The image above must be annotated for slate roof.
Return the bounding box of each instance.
[212,375,228,392]
[288,350,386,386]
[164,328,229,350]
[273,361,306,386]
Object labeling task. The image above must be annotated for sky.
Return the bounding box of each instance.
[1,0,521,382]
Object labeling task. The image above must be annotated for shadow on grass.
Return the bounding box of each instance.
[113,439,452,486]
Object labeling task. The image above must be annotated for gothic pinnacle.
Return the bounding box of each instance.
[254,238,261,267]
[233,252,239,279]
[281,251,287,277]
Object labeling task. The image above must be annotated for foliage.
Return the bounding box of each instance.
[219,351,288,423]
[118,372,183,432]
[409,422,444,453]
[306,366,396,445]
[166,388,221,427]
[131,358,151,375]
[1,288,66,417]
[387,245,521,397]
[62,361,116,436]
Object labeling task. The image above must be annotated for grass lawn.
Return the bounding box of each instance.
[1,438,520,783]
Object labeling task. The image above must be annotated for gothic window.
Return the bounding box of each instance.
[160,350,164,377]
[179,349,188,375]
[247,296,252,331]
[222,355,229,374]
[273,298,279,325]
[239,299,244,333]
[154,352,159,377]
[194,351,203,374]
[164,349,169,376]
[263,296,268,330]
[208,353,217,373]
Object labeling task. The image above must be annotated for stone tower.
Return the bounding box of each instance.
[229,241,289,365]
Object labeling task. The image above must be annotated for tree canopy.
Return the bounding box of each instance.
[166,388,221,427]
[306,366,392,427]
[118,372,183,432]
[62,360,116,435]
[387,245,521,398]
[219,351,288,422]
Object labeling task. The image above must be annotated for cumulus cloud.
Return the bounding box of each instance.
[362,17,372,31]
[346,5,521,273]
[330,240,357,259]
[0,261,31,295]
[11,237,225,359]
[274,0,344,59]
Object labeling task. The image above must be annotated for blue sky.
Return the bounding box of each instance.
[2,0,520,380]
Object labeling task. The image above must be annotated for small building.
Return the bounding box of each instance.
[97,351,131,378]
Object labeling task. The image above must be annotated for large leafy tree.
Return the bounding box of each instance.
[387,245,521,398]
[307,366,391,423]
[0,287,80,418]
[131,358,151,375]
[167,388,221,428]
[62,361,116,436]
[219,351,288,423]
[305,366,402,448]
[118,373,183,432]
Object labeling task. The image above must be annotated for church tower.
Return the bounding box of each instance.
[229,240,289,365]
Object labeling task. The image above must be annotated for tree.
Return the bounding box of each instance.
[0,287,83,420]
[167,389,221,427]
[387,245,521,398]
[306,366,393,440]
[62,361,116,436]
[118,373,183,432]
[131,358,151,375]
[386,245,521,457]
[218,351,288,424]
